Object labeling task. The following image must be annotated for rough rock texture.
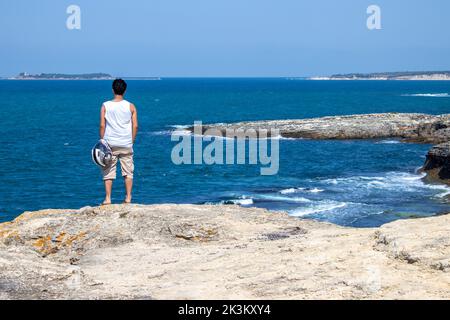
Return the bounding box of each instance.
[423,142,450,184]
[192,113,450,143]
[1,204,450,300]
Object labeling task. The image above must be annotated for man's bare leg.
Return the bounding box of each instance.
[124,177,133,203]
[103,179,113,205]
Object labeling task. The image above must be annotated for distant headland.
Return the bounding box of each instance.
[309,71,450,81]
[10,72,114,80]
[5,73,163,80]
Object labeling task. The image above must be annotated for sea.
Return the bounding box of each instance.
[1,78,450,227]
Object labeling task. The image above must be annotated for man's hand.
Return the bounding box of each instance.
[99,104,106,139]
[130,103,138,144]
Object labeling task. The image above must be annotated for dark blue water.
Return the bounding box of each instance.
[1,79,450,227]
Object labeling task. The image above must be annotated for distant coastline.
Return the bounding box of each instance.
[4,71,450,80]
[5,73,164,81]
[309,71,450,81]
[9,72,114,80]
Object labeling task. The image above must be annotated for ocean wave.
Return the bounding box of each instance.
[227,198,254,205]
[205,170,450,222]
[289,201,348,217]
[254,194,312,203]
[271,135,301,141]
[169,125,193,136]
[172,130,193,136]
[279,188,298,194]
[279,187,324,194]
[206,197,254,206]
[146,125,192,136]
[426,184,450,198]
[402,93,449,98]
[171,124,190,129]
[376,139,401,144]
[209,193,313,207]
[147,130,173,136]
[320,171,450,197]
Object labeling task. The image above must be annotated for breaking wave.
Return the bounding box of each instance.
[402,93,449,98]
[208,171,450,225]
[376,139,401,144]
[279,187,324,194]
[289,201,348,217]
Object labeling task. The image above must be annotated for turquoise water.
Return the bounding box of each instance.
[1,79,450,227]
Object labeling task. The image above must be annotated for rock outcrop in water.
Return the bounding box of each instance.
[2,204,450,300]
[423,142,450,184]
[192,113,450,143]
[191,112,450,184]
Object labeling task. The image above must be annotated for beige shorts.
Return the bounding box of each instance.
[102,147,134,180]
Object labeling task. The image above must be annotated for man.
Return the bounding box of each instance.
[99,79,138,205]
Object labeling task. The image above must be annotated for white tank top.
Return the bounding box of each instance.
[103,100,133,148]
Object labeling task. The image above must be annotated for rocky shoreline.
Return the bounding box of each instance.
[2,112,450,299]
[191,113,450,185]
[193,113,450,143]
[2,204,450,299]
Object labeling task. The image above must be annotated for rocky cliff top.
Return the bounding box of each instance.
[2,204,450,299]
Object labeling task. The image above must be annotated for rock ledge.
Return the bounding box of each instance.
[2,204,450,299]
[192,113,450,143]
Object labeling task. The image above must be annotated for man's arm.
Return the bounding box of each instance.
[99,105,106,139]
[130,103,138,144]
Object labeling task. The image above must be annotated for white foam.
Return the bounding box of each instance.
[149,125,193,137]
[326,179,338,185]
[172,129,192,136]
[321,171,450,196]
[279,187,324,194]
[309,188,324,193]
[402,93,449,97]
[279,188,298,194]
[393,172,426,181]
[436,190,450,198]
[272,135,300,141]
[376,140,401,144]
[290,201,347,217]
[148,130,172,136]
[425,183,450,198]
[171,124,190,129]
[256,194,312,203]
[231,198,254,205]
[213,196,254,206]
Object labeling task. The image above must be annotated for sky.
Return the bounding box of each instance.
[1,0,450,77]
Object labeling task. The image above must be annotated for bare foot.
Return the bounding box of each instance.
[123,196,132,204]
[101,198,112,206]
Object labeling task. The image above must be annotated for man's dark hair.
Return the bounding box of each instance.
[112,79,127,95]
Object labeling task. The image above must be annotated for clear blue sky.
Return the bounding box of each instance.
[1,0,449,77]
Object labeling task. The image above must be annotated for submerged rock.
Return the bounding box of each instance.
[2,204,450,299]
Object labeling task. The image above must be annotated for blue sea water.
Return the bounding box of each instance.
[1,79,450,227]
